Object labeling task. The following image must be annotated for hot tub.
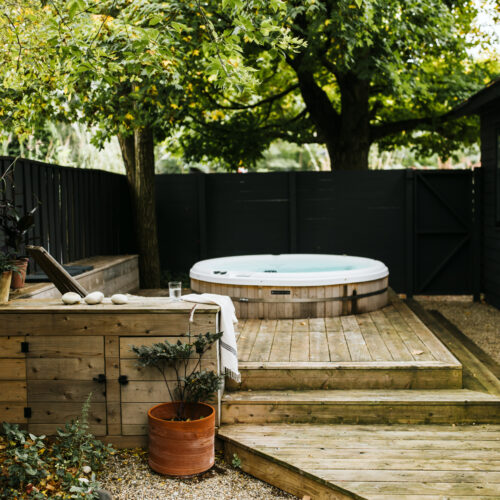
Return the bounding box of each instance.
[190,254,389,319]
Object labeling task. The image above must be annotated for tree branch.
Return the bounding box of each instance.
[210,84,300,110]
[371,116,440,140]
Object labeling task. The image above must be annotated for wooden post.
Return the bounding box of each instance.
[405,170,415,298]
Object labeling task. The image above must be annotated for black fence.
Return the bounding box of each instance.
[157,169,481,296]
[0,157,134,268]
[0,156,481,296]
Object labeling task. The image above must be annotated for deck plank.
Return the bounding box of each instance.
[340,316,372,362]
[250,320,277,362]
[308,318,329,362]
[356,313,392,361]
[219,424,500,500]
[290,320,310,362]
[325,317,351,362]
[369,309,414,361]
[383,305,435,361]
[392,298,460,364]
[237,319,261,362]
[269,319,293,362]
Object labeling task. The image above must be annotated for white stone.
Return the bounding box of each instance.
[82,465,92,474]
[61,292,81,305]
[111,293,128,305]
[84,291,104,305]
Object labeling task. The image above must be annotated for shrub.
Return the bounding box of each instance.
[132,331,223,420]
[0,396,113,499]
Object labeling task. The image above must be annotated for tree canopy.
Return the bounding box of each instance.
[0,0,303,286]
[176,0,500,170]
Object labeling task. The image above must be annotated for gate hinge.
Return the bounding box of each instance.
[24,407,31,419]
[118,375,129,385]
[21,342,29,353]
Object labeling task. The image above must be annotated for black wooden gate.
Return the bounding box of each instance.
[407,169,481,297]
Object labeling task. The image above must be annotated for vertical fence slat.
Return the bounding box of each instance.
[60,168,69,263]
[288,171,297,253]
[405,170,415,298]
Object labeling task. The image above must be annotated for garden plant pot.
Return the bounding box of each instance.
[147,401,215,477]
[10,258,28,289]
[0,271,12,304]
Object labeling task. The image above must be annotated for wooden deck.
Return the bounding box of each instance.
[235,298,456,364]
[230,295,462,391]
[219,424,500,499]
[219,294,500,497]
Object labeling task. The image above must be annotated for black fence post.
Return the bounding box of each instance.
[197,173,208,260]
[405,170,415,298]
[472,168,482,301]
[288,171,297,253]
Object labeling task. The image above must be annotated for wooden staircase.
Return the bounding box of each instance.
[217,296,500,499]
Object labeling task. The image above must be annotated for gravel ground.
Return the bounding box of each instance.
[98,448,297,500]
[417,296,500,365]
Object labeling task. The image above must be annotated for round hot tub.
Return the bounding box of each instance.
[190,254,389,319]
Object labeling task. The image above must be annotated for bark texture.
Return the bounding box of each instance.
[118,128,161,288]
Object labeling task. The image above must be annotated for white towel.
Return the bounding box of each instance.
[181,293,241,382]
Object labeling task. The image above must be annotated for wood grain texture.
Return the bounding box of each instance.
[192,277,388,319]
[219,423,500,499]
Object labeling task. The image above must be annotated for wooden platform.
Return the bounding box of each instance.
[219,424,500,499]
[230,295,462,390]
[9,254,139,300]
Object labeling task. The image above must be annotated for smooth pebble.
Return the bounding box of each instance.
[61,292,81,305]
[84,291,104,305]
[111,293,128,305]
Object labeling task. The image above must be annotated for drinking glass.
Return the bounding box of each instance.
[168,281,182,300]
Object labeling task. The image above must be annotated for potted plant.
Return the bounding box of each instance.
[132,328,223,477]
[0,253,19,304]
[0,198,38,289]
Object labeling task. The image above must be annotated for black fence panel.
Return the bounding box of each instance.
[0,156,134,270]
[156,169,480,296]
[0,157,480,296]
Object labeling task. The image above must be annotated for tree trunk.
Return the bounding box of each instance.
[330,73,372,170]
[118,129,161,288]
[326,139,370,171]
[292,62,372,171]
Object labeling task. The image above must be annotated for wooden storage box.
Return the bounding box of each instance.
[0,298,219,447]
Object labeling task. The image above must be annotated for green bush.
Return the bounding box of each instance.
[0,396,113,499]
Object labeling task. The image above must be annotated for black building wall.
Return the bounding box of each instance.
[480,101,500,308]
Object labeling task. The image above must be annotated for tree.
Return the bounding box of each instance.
[179,0,499,171]
[0,0,301,286]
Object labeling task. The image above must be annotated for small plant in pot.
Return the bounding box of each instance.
[0,197,38,289]
[132,328,223,477]
[0,253,19,304]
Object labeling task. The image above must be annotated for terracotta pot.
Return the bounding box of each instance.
[147,402,215,477]
[10,258,29,289]
[0,271,12,304]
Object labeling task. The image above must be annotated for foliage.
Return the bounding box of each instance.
[0,165,39,257]
[176,0,499,169]
[0,396,113,499]
[0,123,125,174]
[132,329,223,420]
[231,453,242,468]
[0,0,303,144]
[0,252,19,273]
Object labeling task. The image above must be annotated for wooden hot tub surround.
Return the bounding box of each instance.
[191,276,388,319]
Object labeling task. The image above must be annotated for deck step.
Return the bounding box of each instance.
[227,361,462,391]
[222,389,500,425]
[218,423,500,500]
